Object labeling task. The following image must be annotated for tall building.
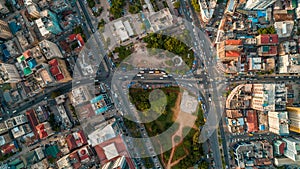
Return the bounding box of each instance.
[39,40,63,60]
[0,20,12,40]
[0,0,9,14]
[244,0,277,10]
[251,84,286,111]
[287,107,300,133]
[282,137,300,161]
[101,156,130,169]
[26,3,40,18]
[0,63,21,84]
[268,111,289,136]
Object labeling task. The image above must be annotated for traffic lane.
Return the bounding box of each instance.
[210,130,223,169]
[77,0,95,32]
[114,85,158,166]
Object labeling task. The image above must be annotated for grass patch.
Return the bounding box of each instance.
[143,33,194,69]
[0,83,11,91]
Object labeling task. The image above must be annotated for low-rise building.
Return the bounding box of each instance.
[65,130,88,151]
[5,114,28,129]
[233,141,273,168]
[35,122,54,139]
[69,85,92,106]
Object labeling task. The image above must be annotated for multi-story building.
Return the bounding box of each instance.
[251,84,286,112]
[0,19,12,40]
[287,107,300,133]
[268,111,289,136]
[244,0,277,10]
[0,0,9,14]
[39,39,63,60]
[24,0,40,18]
[0,63,21,84]
[282,137,300,161]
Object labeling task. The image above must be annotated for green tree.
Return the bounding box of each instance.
[51,91,61,99]
[191,0,200,12]
[174,1,180,8]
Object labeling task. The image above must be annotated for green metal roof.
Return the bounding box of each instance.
[45,145,60,158]
[17,55,25,63]
[23,67,32,76]
[262,46,269,52]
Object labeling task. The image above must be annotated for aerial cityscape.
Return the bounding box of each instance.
[0,0,299,169]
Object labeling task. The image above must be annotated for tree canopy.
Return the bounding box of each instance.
[257,26,276,34]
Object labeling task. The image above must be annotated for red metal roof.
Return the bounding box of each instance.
[66,130,88,151]
[66,134,77,151]
[50,66,60,76]
[36,124,48,139]
[78,130,88,145]
[69,151,81,169]
[225,39,242,45]
[49,59,58,66]
[1,143,16,154]
[225,51,241,57]
[260,34,278,44]
[76,34,85,46]
[246,111,258,132]
[69,34,77,41]
[55,73,65,81]
[26,109,39,127]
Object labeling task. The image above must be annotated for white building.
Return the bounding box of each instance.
[268,111,289,136]
[39,40,63,60]
[0,63,21,84]
[274,21,294,38]
[283,137,300,161]
[244,0,276,10]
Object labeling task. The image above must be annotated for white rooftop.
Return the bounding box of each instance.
[114,20,129,42]
[103,143,119,160]
[88,123,116,146]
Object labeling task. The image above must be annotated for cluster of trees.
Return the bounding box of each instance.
[73,26,86,42]
[129,89,151,111]
[112,44,133,65]
[143,33,194,68]
[150,0,159,12]
[0,152,14,161]
[173,128,204,168]
[127,87,180,137]
[129,0,142,14]
[87,0,96,8]
[123,118,142,138]
[257,26,276,34]
[173,1,181,9]
[165,104,207,168]
[49,113,60,132]
[93,7,103,17]
[97,19,106,29]
[191,0,200,12]
[110,0,125,19]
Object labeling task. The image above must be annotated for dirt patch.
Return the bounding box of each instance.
[164,91,198,169]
